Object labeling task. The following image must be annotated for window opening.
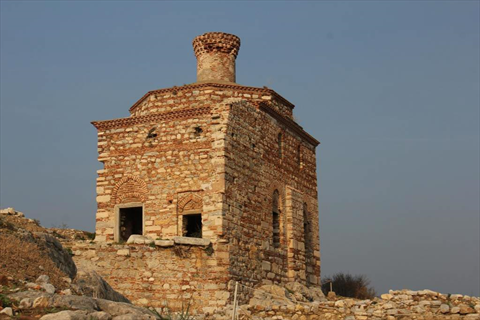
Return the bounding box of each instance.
[272,190,281,248]
[119,206,143,242]
[183,214,202,238]
[303,203,313,284]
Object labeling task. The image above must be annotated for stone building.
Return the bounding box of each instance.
[90,32,321,310]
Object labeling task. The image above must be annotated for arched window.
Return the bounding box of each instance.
[272,190,281,248]
[277,133,283,158]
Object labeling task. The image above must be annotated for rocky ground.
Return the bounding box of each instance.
[203,285,480,320]
[0,208,159,319]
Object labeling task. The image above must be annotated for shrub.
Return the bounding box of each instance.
[322,272,376,299]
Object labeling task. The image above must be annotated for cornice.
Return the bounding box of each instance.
[258,103,320,147]
[91,107,211,130]
[128,82,295,113]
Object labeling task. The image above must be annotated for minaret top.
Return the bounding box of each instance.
[192,32,241,83]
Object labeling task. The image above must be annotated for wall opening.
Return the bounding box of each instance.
[183,214,202,238]
[303,203,313,285]
[277,133,283,158]
[272,190,281,248]
[119,206,143,242]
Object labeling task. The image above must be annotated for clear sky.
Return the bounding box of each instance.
[1,1,479,296]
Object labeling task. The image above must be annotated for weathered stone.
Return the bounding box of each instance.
[459,304,475,314]
[173,236,211,246]
[87,311,111,320]
[42,283,56,294]
[0,207,15,215]
[36,274,50,284]
[51,295,99,311]
[126,235,152,245]
[451,306,461,314]
[439,304,450,313]
[33,296,51,308]
[0,307,13,316]
[117,249,130,256]
[154,239,174,247]
[95,299,157,318]
[33,232,77,278]
[19,298,33,309]
[73,269,130,303]
[39,310,89,320]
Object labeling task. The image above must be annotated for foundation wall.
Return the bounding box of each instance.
[70,241,231,313]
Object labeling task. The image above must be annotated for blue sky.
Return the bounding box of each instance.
[1,1,479,296]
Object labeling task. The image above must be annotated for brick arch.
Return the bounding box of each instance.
[112,175,148,204]
[178,193,203,213]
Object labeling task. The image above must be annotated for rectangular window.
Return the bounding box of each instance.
[119,206,143,242]
[183,214,202,238]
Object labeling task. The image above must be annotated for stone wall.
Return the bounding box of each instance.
[68,240,230,314]
[222,99,320,293]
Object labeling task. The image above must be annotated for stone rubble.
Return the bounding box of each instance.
[203,287,480,320]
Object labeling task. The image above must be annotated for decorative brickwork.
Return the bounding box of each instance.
[177,192,203,213]
[90,32,321,312]
[112,175,148,204]
[193,32,240,58]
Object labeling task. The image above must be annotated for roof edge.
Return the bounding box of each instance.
[128,82,295,113]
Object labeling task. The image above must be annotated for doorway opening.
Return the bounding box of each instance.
[182,214,202,238]
[119,206,143,242]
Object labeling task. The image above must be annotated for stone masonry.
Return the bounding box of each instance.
[90,32,321,312]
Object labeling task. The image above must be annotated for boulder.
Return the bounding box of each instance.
[285,281,326,302]
[72,269,130,303]
[249,284,294,307]
[52,295,99,311]
[95,298,158,319]
[88,311,111,320]
[39,310,89,320]
[32,232,77,278]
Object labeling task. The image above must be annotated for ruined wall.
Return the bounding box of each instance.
[222,99,320,294]
[69,241,230,314]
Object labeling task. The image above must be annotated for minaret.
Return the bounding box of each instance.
[193,32,241,83]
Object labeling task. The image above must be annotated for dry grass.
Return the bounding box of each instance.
[0,233,68,289]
